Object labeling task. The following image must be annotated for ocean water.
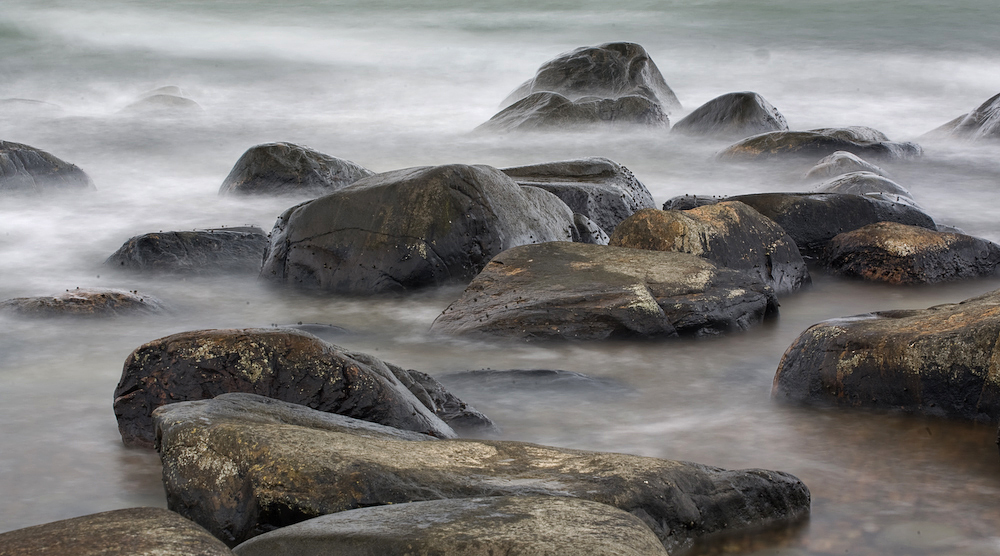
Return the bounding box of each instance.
[1,1,999,554]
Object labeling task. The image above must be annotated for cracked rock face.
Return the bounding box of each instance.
[154,393,810,551]
[219,142,374,196]
[719,126,922,161]
[0,140,95,193]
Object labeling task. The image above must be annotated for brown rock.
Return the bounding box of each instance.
[0,288,163,317]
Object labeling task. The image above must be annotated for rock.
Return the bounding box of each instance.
[820,222,1000,284]
[662,194,724,211]
[439,369,632,401]
[0,507,234,556]
[724,192,937,258]
[219,143,375,196]
[386,367,500,436]
[501,157,656,233]
[0,287,163,317]
[231,496,669,556]
[429,241,778,340]
[772,288,1000,422]
[572,213,610,244]
[501,42,681,114]
[121,87,202,115]
[609,203,810,295]
[719,127,922,161]
[113,328,458,448]
[811,171,919,208]
[0,140,95,193]
[155,393,810,551]
[478,91,669,131]
[106,228,268,275]
[804,151,891,180]
[928,92,1000,141]
[672,91,788,139]
[259,164,577,294]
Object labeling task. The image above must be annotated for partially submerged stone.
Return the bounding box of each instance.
[429,242,778,340]
[106,228,268,275]
[926,92,1000,141]
[121,87,202,115]
[232,496,669,556]
[0,140,95,193]
[388,368,499,436]
[672,91,788,139]
[811,171,919,208]
[219,142,374,196]
[0,507,233,556]
[772,288,1000,422]
[719,127,922,161]
[155,393,810,551]
[821,222,1000,284]
[0,287,163,317]
[610,203,810,295]
[479,92,668,131]
[804,151,891,180]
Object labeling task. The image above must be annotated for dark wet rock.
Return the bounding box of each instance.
[719,127,922,161]
[662,194,725,211]
[927,92,1000,141]
[0,140,95,193]
[811,171,919,208]
[820,222,1000,284]
[232,496,668,556]
[155,393,810,551]
[501,157,656,233]
[0,287,163,317]
[772,288,1000,422]
[725,192,937,258]
[609,203,810,295]
[387,367,500,436]
[113,328,458,448]
[429,241,778,341]
[479,92,669,132]
[0,507,234,556]
[501,42,681,114]
[672,92,788,139]
[804,151,891,180]
[219,142,375,196]
[260,164,576,294]
[106,228,268,275]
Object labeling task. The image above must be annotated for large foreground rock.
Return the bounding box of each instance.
[0,287,163,317]
[219,143,374,196]
[0,507,233,556]
[106,228,268,275]
[260,164,577,293]
[821,222,1000,284]
[430,242,778,340]
[232,496,668,556]
[927,92,1000,141]
[773,288,1000,422]
[155,393,810,551]
[0,140,95,193]
[672,92,788,139]
[113,328,458,448]
[479,92,669,131]
[501,157,655,233]
[609,203,810,295]
[719,127,922,161]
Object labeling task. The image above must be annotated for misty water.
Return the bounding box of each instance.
[2,1,1000,554]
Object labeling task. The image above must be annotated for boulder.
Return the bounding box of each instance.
[0,140,95,193]
[386,367,499,436]
[927,92,1000,141]
[772,288,1000,422]
[155,393,811,551]
[501,157,656,233]
[113,328,459,448]
[219,143,374,196]
[609,203,810,295]
[820,222,1000,284]
[0,507,233,556]
[106,227,268,275]
[478,92,669,132]
[719,127,922,161]
[259,164,577,293]
[661,194,724,211]
[804,151,891,180]
[501,42,681,114]
[232,496,669,556]
[429,242,778,340]
[0,287,163,317]
[672,91,788,138]
[811,171,919,207]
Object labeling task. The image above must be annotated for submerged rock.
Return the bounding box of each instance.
[610,203,810,295]
[0,140,95,193]
[479,92,669,131]
[429,242,778,340]
[804,151,891,180]
[232,496,669,556]
[812,171,919,207]
[155,393,810,551]
[106,228,268,275]
[927,92,1000,141]
[259,164,576,293]
[219,142,374,196]
[821,222,1000,284]
[501,157,656,233]
[121,87,202,115]
[0,288,163,317]
[719,127,922,161]
[672,91,788,139]
[772,288,1000,422]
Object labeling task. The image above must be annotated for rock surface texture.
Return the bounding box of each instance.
[155,393,811,551]
[773,288,1000,422]
[804,151,891,180]
[609,203,810,295]
[219,143,374,196]
[719,127,922,161]
[821,222,1000,284]
[259,164,576,293]
[106,228,268,274]
[0,288,163,317]
[479,92,669,131]
[429,242,778,340]
[0,140,95,193]
[672,91,788,138]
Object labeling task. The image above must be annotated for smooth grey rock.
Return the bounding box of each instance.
[719,126,922,161]
[219,142,374,196]
[0,140,94,193]
[479,92,669,132]
[927,92,1000,141]
[106,228,268,275]
[1,287,163,317]
[804,151,891,180]
[673,91,788,139]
